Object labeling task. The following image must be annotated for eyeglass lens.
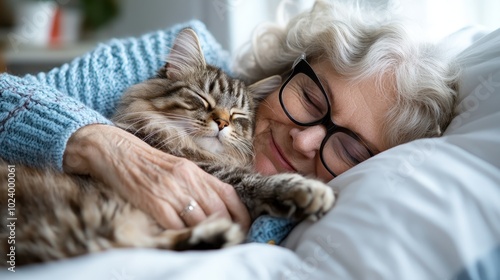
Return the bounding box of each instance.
[281,72,372,176]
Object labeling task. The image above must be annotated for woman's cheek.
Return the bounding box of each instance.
[253,152,278,175]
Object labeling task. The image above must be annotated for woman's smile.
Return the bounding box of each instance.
[252,60,391,182]
[269,131,297,172]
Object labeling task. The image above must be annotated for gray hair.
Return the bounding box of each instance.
[233,0,460,148]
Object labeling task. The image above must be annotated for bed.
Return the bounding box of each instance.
[2,26,499,280]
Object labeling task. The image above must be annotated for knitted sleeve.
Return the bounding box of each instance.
[0,75,113,170]
[0,20,231,170]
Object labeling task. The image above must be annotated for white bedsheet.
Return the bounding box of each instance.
[2,243,301,280]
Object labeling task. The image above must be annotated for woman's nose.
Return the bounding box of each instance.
[289,125,326,159]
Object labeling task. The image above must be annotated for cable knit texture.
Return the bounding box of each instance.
[0,20,294,244]
[0,20,230,170]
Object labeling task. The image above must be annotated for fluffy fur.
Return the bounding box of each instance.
[0,29,334,266]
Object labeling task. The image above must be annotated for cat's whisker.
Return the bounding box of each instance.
[224,136,254,162]
[121,121,166,138]
[118,115,174,136]
[157,133,194,150]
[120,115,194,131]
[140,122,194,142]
[118,114,172,123]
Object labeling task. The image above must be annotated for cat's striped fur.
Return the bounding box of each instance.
[0,29,334,266]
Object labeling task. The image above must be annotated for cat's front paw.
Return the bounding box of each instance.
[271,174,335,221]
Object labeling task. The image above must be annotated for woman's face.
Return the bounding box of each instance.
[253,60,395,182]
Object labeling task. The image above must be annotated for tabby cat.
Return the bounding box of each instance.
[0,29,334,266]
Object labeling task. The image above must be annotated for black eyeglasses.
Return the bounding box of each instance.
[279,54,374,177]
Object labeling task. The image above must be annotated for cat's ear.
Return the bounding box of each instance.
[248,75,282,100]
[165,28,206,80]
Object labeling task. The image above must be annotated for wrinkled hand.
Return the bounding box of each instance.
[63,124,250,231]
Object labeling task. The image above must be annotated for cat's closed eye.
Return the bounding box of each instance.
[193,91,213,110]
[230,108,248,120]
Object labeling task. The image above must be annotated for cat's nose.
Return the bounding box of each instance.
[214,118,229,131]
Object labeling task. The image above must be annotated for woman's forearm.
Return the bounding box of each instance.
[0,74,112,170]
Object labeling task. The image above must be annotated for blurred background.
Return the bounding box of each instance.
[0,0,499,75]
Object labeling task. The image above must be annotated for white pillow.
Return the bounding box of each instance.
[282,28,500,280]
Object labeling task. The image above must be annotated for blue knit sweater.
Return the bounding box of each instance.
[0,20,294,245]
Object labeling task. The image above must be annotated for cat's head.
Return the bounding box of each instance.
[113,28,281,164]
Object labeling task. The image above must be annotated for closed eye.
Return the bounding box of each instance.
[188,89,214,110]
[230,108,248,120]
[302,87,327,115]
[339,138,371,166]
[232,113,248,120]
[197,94,211,110]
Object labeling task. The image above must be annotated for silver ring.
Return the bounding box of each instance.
[179,200,197,217]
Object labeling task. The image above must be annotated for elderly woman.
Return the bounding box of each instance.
[0,1,458,237]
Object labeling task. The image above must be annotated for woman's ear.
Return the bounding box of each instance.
[248,75,282,100]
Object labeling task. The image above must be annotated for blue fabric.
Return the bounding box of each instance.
[455,245,500,280]
[246,215,296,244]
[0,19,291,245]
